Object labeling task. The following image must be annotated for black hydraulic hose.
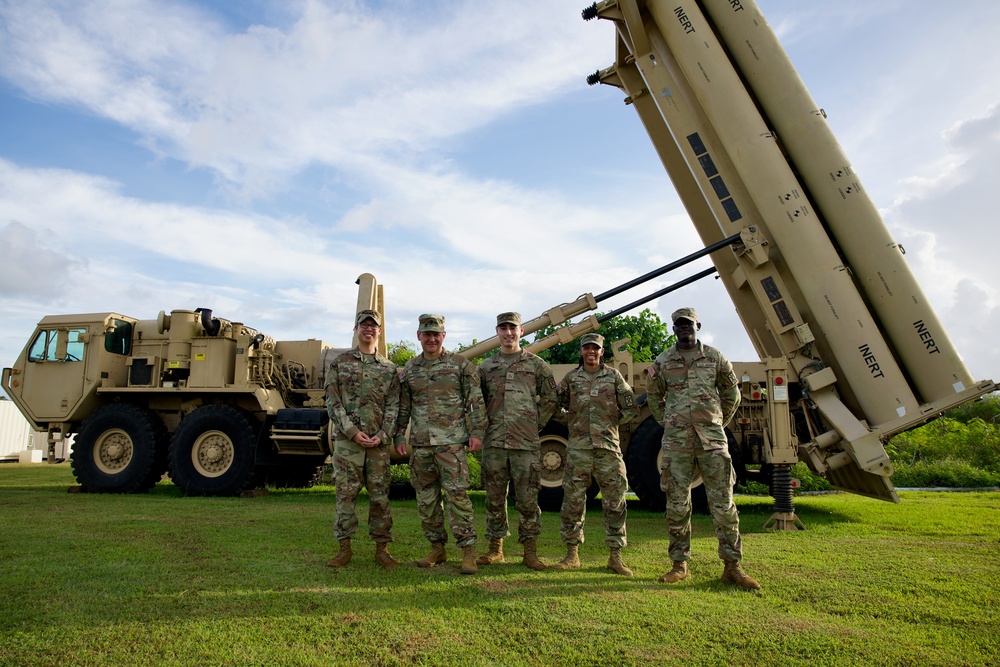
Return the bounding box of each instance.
[596,267,718,323]
[594,233,741,303]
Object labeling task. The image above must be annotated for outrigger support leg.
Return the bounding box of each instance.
[763,465,804,531]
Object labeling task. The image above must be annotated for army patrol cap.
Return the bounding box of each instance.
[671,307,699,325]
[496,312,522,326]
[356,309,382,327]
[418,313,446,333]
[580,333,604,348]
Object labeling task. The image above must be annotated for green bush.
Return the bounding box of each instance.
[890,458,1000,488]
[886,416,1000,473]
[733,462,832,495]
[390,463,410,485]
[791,461,833,492]
[944,392,1000,424]
[735,479,770,495]
[468,453,482,489]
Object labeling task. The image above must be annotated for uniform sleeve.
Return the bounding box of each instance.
[461,358,488,440]
[376,364,401,445]
[325,358,359,439]
[646,359,666,425]
[477,362,490,406]
[716,352,741,427]
[615,370,638,426]
[536,361,558,430]
[393,367,411,446]
[552,371,570,426]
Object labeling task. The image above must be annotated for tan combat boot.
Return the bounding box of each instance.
[658,560,689,583]
[476,538,504,566]
[722,559,761,591]
[460,545,479,574]
[326,539,352,568]
[550,544,581,570]
[374,542,398,570]
[521,540,546,572]
[414,542,447,568]
[607,547,633,577]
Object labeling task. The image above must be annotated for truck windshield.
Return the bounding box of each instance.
[27,328,87,362]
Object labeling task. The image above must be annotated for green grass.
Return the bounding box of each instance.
[1,464,998,667]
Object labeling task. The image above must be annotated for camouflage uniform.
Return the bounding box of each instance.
[396,350,487,548]
[325,346,400,543]
[647,339,742,562]
[555,360,637,547]
[479,348,558,543]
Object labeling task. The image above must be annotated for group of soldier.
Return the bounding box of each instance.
[322,306,760,591]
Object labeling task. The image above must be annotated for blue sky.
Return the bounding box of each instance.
[1,0,998,386]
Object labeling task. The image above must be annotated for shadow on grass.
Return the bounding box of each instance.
[622,493,854,534]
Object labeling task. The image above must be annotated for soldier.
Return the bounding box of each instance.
[551,332,637,576]
[647,307,760,591]
[394,313,487,575]
[325,309,400,570]
[476,312,558,571]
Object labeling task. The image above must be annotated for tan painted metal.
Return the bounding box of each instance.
[701,0,973,404]
[585,0,995,504]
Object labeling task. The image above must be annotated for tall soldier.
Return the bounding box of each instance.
[395,313,487,575]
[647,307,760,590]
[325,309,401,570]
[551,333,637,576]
[476,312,558,571]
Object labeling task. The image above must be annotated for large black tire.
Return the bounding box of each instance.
[625,417,666,512]
[388,479,417,500]
[624,416,711,514]
[71,403,166,493]
[168,405,258,496]
[536,421,569,511]
[534,421,599,512]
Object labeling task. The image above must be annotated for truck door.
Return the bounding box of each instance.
[20,326,88,421]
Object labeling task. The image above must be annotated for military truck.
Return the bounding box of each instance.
[1,274,386,496]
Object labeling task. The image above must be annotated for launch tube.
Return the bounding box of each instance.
[618,12,866,418]
[594,48,774,354]
[644,0,919,425]
[699,0,973,403]
[627,16,814,364]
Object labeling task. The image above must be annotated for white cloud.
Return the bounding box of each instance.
[0,149,687,364]
[1,0,609,200]
[0,220,85,297]
[880,105,1000,381]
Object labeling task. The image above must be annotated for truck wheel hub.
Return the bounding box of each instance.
[542,451,562,471]
[191,430,234,477]
[93,429,133,474]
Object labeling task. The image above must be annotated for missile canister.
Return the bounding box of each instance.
[699,0,974,404]
[642,0,919,426]
[611,11,870,420]
[608,19,807,365]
